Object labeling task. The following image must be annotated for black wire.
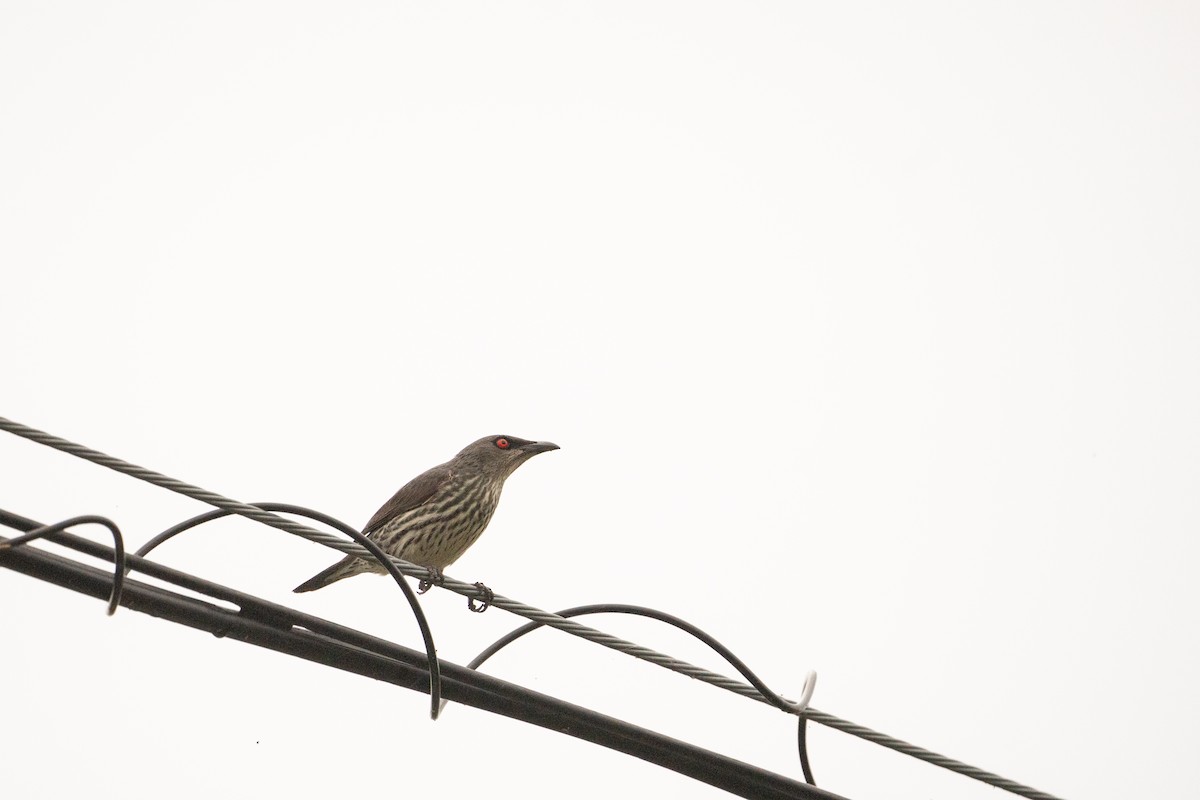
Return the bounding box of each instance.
[468,601,816,778]
[798,714,816,785]
[465,604,815,779]
[0,514,125,615]
[467,603,802,713]
[1,521,845,800]
[134,502,443,720]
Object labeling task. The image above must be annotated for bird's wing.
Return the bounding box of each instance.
[362,464,453,535]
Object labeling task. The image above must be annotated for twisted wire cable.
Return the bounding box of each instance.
[0,416,1066,800]
[801,711,1061,800]
[0,416,773,703]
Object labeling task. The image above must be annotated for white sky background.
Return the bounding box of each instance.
[2,3,1198,798]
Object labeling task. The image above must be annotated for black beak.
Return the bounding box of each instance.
[520,440,560,454]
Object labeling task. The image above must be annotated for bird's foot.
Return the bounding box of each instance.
[417,567,444,594]
[467,581,494,613]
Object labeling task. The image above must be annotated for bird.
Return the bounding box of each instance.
[293,434,559,593]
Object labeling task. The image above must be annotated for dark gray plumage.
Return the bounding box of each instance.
[293,435,558,593]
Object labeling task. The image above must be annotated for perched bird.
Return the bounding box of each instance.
[293,435,559,593]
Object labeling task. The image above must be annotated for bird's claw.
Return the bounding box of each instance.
[417,567,444,594]
[467,581,494,613]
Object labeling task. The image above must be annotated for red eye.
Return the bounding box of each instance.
[496,438,510,449]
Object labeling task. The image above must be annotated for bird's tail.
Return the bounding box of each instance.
[293,555,369,593]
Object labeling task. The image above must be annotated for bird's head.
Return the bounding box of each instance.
[455,434,560,477]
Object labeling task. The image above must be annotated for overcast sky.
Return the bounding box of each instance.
[3,3,1198,799]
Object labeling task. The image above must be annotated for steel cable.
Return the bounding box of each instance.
[0,416,794,707]
[0,416,1067,800]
